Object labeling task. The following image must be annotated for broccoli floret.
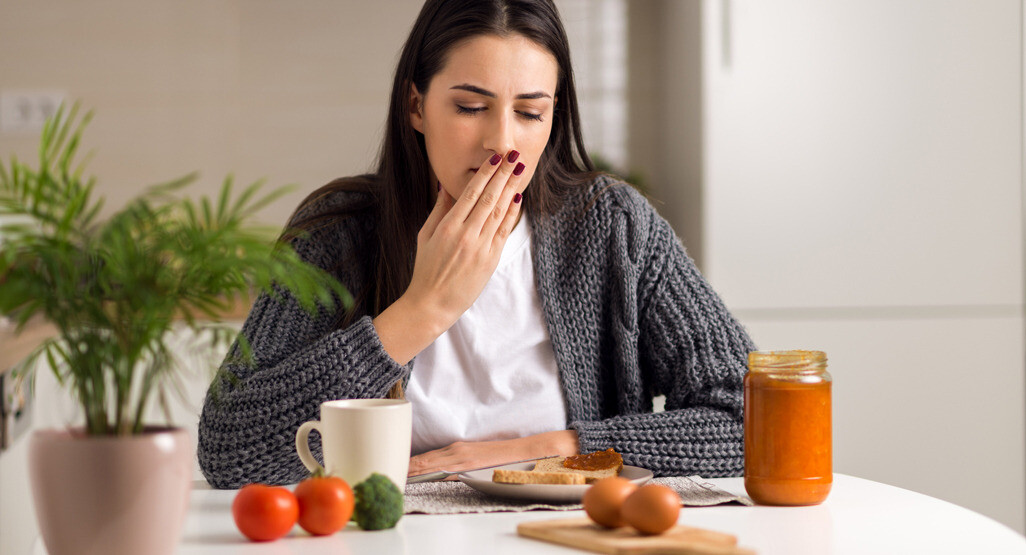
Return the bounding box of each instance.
[352,473,404,530]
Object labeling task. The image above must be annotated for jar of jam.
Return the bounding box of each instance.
[744,350,832,505]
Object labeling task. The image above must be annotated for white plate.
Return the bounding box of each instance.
[457,462,653,503]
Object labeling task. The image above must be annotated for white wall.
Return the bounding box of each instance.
[0,0,425,229]
[627,0,706,268]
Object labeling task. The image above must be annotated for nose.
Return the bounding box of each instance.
[483,110,515,158]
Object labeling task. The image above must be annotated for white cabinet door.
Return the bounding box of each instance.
[701,0,1023,310]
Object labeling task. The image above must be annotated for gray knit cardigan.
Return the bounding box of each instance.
[198,176,755,489]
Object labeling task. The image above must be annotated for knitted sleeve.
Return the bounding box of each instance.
[571,188,755,478]
[197,199,409,489]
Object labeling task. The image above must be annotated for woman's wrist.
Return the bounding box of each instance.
[372,293,454,365]
[520,430,579,458]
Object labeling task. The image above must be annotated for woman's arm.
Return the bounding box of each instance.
[201,155,529,488]
[406,429,580,477]
[571,187,754,478]
[198,196,413,489]
[198,291,410,488]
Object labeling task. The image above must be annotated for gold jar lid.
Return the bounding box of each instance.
[748,350,827,370]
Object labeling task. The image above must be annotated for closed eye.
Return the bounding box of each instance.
[456,105,544,122]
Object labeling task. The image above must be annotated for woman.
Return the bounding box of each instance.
[198,0,755,489]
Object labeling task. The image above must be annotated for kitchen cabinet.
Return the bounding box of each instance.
[696,0,1025,532]
[702,0,1022,309]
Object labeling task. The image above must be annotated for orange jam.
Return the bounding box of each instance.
[744,350,832,506]
[563,448,622,471]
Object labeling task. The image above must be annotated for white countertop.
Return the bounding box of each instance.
[34,473,1026,554]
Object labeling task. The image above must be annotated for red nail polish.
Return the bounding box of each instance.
[489,153,502,165]
[514,193,522,204]
[507,150,520,163]
[513,162,525,176]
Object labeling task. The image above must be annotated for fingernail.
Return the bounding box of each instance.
[489,153,502,165]
[507,150,520,163]
[514,193,522,204]
[513,162,525,176]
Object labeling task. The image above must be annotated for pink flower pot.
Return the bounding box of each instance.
[28,427,192,555]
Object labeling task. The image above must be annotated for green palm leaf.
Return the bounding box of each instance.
[0,103,350,436]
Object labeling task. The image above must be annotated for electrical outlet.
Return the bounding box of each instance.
[0,89,68,134]
[1,361,34,452]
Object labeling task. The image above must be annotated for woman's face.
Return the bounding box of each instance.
[410,33,558,199]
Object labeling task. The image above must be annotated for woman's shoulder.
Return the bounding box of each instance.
[541,173,671,258]
[559,173,657,226]
[282,176,379,266]
[536,174,677,275]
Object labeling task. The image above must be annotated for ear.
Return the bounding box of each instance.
[409,82,424,133]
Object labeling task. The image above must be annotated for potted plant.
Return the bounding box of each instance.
[0,105,349,555]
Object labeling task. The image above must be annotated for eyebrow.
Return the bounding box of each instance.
[450,83,552,100]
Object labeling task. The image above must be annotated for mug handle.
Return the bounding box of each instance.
[295,420,324,474]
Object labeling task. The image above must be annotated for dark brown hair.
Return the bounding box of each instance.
[290,0,596,397]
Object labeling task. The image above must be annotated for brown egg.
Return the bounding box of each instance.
[582,477,639,528]
[621,484,681,535]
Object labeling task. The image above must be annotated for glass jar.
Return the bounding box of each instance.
[744,350,832,506]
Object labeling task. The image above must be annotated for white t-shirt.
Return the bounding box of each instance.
[406,214,567,455]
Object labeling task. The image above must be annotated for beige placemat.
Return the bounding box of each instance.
[404,475,752,515]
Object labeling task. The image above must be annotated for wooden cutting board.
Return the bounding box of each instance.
[517,517,756,555]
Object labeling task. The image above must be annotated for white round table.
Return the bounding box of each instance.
[33,473,1026,554]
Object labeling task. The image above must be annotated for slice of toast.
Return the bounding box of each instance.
[492,468,586,485]
[532,455,622,483]
[490,449,625,485]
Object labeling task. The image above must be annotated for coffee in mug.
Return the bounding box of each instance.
[295,399,412,489]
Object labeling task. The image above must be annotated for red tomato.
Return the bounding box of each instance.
[294,475,355,536]
[232,484,299,542]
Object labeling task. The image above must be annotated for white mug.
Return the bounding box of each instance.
[295,399,412,489]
